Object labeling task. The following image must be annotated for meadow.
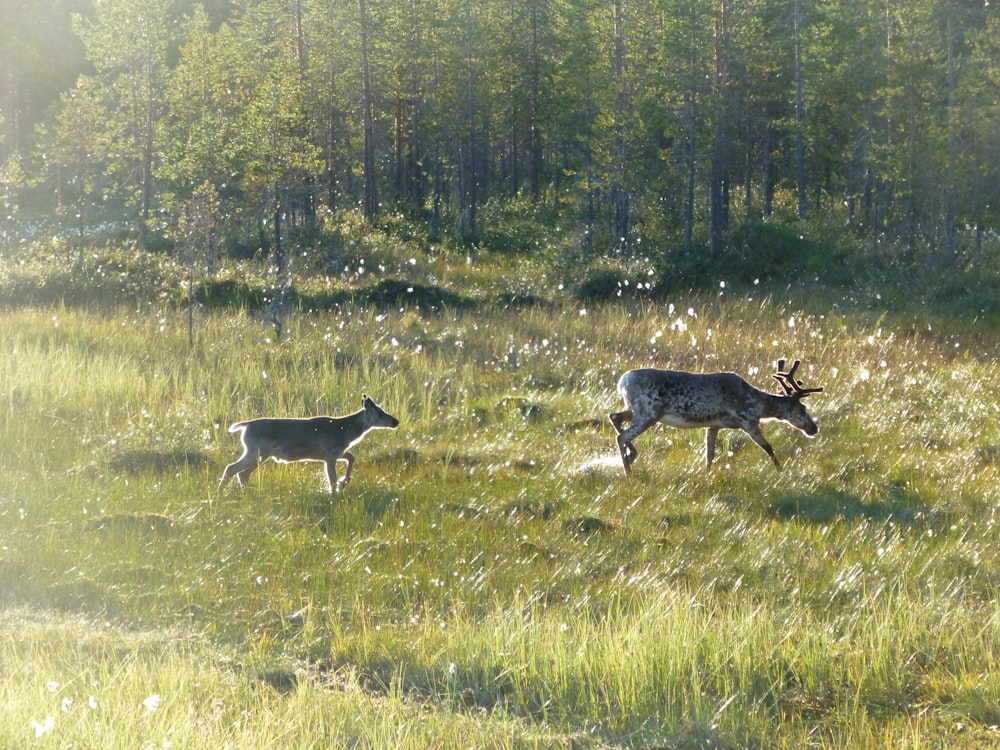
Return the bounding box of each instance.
[3,241,1000,748]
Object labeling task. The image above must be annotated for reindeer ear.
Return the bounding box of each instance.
[362,393,370,405]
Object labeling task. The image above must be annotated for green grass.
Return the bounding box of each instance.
[3,260,1000,747]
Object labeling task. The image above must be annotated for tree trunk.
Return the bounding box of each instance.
[709,0,729,255]
[458,1,480,244]
[942,13,957,266]
[273,186,283,270]
[360,0,378,219]
[681,0,698,256]
[611,0,630,253]
[794,0,807,221]
[527,0,542,200]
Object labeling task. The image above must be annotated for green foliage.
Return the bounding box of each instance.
[478,197,567,255]
[661,220,855,290]
[351,278,475,310]
[574,266,630,301]
[0,242,178,308]
[573,264,658,302]
[191,273,478,313]
[191,275,268,309]
[5,0,998,270]
[924,275,1000,321]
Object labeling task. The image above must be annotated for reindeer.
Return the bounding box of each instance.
[609,359,823,474]
[219,395,399,492]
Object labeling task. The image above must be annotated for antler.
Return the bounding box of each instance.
[773,359,824,397]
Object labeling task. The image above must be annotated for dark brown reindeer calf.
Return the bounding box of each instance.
[609,359,823,474]
[220,395,399,492]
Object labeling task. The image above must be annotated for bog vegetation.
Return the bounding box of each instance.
[2,219,1000,748]
[3,0,1000,746]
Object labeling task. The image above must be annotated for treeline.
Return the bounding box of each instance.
[1,0,998,267]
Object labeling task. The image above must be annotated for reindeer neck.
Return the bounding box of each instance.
[758,389,794,418]
[319,408,368,431]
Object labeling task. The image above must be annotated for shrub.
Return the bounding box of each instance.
[573,259,658,302]
[0,242,177,308]
[660,220,853,290]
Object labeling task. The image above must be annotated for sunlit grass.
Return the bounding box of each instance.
[0,609,554,749]
[3,277,1000,747]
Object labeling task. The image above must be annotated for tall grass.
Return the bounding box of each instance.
[3,268,1000,747]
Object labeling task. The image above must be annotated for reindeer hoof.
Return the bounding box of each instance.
[621,452,636,475]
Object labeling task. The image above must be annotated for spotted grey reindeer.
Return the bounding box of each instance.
[609,359,823,474]
[220,395,399,492]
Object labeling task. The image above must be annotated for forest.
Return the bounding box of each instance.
[8,3,1000,748]
[1,0,998,274]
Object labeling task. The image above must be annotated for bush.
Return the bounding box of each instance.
[575,268,629,301]
[576,266,660,302]
[192,276,268,309]
[660,220,853,290]
[0,242,177,308]
[479,196,565,255]
[314,279,475,312]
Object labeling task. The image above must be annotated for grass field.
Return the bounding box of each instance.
[3,246,1000,747]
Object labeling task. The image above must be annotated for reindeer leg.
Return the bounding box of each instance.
[616,416,655,475]
[324,452,357,492]
[321,460,338,493]
[220,451,258,489]
[617,438,639,474]
[236,463,258,485]
[609,409,633,434]
[705,427,719,467]
[610,409,642,474]
[337,451,356,488]
[742,423,781,470]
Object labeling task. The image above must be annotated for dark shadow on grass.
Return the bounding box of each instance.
[315,653,741,749]
[44,579,122,617]
[502,499,561,520]
[109,448,209,475]
[192,277,556,315]
[771,488,935,527]
[310,487,399,534]
[256,669,299,694]
[318,654,525,717]
[86,513,178,536]
[325,279,475,311]
[0,566,120,617]
[196,277,479,313]
[355,489,400,521]
[563,515,622,536]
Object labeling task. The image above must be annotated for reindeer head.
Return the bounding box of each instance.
[772,359,824,436]
[362,394,401,430]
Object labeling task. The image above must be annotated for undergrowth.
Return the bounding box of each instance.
[2,226,1000,747]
